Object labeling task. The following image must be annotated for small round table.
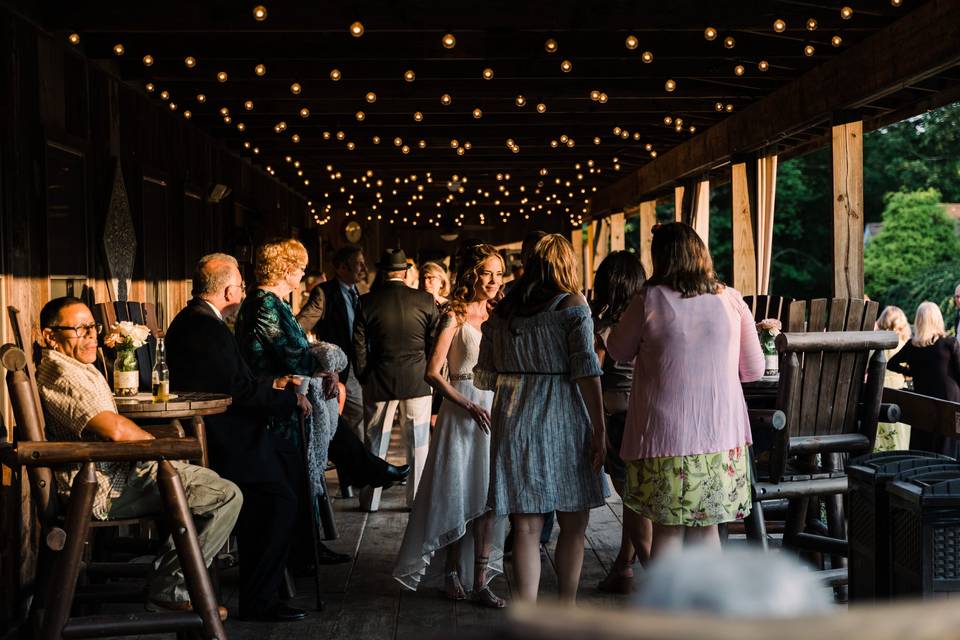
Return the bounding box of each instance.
[116,392,231,467]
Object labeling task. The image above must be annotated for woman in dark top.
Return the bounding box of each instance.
[591,251,652,594]
[888,301,960,455]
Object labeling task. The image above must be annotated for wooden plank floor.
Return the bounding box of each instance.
[109,430,632,640]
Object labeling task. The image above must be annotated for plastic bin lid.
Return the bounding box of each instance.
[887,472,960,507]
[849,453,957,482]
[850,449,953,468]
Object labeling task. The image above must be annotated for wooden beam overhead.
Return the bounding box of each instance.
[590,0,960,213]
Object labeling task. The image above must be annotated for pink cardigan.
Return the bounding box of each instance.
[607,285,765,461]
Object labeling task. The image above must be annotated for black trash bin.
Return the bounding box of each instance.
[888,469,960,598]
[848,450,955,601]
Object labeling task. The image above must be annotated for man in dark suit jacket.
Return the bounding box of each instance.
[165,253,310,622]
[297,246,367,441]
[354,248,439,511]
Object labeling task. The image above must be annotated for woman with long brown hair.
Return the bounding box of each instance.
[475,234,607,604]
[393,244,507,608]
[607,222,764,559]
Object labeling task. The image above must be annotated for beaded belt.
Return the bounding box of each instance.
[449,373,474,381]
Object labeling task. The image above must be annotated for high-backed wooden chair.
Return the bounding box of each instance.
[747,330,899,585]
[0,344,225,639]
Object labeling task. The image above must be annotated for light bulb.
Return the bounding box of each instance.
[806,18,818,30]
[217,71,228,82]
[183,110,192,119]
[804,44,815,56]
[253,5,267,21]
[734,64,745,76]
[625,35,638,49]
[482,67,494,80]
[145,82,155,92]
[724,36,735,48]
[413,111,423,121]
[355,111,365,121]
[641,51,653,63]
[536,102,547,113]
[365,91,377,103]
[68,33,80,45]
[544,38,558,53]
[472,108,482,119]
[442,33,456,49]
[184,56,196,68]
[704,27,717,41]
[404,69,415,82]
[560,60,572,72]
[300,107,310,118]
[113,44,125,56]
[773,19,786,32]
[196,93,206,103]
[758,60,770,71]
[290,82,302,94]
[831,35,843,47]
[841,6,853,19]
[350,21,364,37]
[255,63,266,76]
[665,79,677,92]
[160,90,170,100]
[441,94,452,105]
[515,95,526,107]
[599,92,608,103]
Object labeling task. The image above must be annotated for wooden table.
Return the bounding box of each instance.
[115,392,231,466]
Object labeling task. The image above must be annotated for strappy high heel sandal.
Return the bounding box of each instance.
[444,571,467,601]
[473,557,506,609]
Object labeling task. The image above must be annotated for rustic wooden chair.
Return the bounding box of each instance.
[747,329,899,587]
[0,344,225,639]
[743,295,802,331]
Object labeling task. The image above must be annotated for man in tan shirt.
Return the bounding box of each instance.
[36,296,241,617]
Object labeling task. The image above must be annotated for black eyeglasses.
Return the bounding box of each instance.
[49,322,102,338]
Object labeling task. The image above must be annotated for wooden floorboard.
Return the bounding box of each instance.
[89,430,634,639]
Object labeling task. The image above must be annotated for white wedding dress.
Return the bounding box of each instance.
[393,322,505,591]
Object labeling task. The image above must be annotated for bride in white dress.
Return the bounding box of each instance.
[393,244,507,608]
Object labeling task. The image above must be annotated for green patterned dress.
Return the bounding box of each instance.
[235,289,321,442]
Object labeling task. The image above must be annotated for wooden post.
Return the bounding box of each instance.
[756,155,779,295]
[731,161,758,296]
[694,179,710,251]
[593,218,610,270]
[832,120,864,298]
[571,227,584,289]
[638,200,656,277]
[586,221,598,290]
[674,186,684,222]
[609,212,625,251]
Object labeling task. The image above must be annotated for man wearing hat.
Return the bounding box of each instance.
[354,248,440,511]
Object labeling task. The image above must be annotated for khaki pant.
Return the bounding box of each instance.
[360,395,431,511]
[108,460,242,603]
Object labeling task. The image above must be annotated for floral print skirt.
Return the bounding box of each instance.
[623,445,751,527]
[874,422,911,452]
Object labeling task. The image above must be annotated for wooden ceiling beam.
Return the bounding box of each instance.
[590,0,960,213]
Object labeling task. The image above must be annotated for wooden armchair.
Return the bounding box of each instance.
[747,330,899,583]
[0,344,225,639]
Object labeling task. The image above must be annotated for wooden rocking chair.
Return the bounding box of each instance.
[0,344,226,639]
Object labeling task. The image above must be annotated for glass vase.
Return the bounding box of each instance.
[113,348,139,396]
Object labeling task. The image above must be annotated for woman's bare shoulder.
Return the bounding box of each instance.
[558,292,588,310]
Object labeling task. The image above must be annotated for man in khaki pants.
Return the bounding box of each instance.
[354,248,439,511]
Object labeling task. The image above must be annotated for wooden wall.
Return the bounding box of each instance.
[0,6,309,624]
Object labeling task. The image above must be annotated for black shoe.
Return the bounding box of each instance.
[316,541,352,565]
[240,603,307,622]
[370,463,410,489]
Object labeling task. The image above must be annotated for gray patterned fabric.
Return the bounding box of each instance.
[304,342,348,499]
[475,299,608,515]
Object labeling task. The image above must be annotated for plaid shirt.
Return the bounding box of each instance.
[36,349,132,519]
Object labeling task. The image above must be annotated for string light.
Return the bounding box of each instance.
[441,94,453,106]
[290,82,302,94]
[664,79,677,92]
[145,82,155,92]
[330,68,341,81]
[242,100,254,110]
[773,19,786,32]
[544,38,558,53]
[515,95,526,107]
[113,44,125,56]
[184,56,196,68]
[724,36,735,49]
[734,64,745,76]
[536,102,547,113]
[355,111,365,121]
[803,44,815,56]
[472,108,482,119]
[68,33,80,45]
[442,33,456,49]
[806,18,818,30]
[404,69,415,82]
[758,60,770,71]
[413,111,423,121]
[217,71,228,82]
[625,35,638,49]
[641,51,653,63]
[183,110,192,119]
[365,91,377,103]
[196,93,206,103]
[831,35,843,47]
[560,60,573,72]
[300,107,310,117]
[255,63,266,76]
[160,90,170,100]
[599,92,608,103]
[350,21,365,37]
[840,6,853,19]
[704,27,717,41]
[253,5,267,21]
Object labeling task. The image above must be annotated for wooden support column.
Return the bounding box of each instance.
[638,200,656,277]
[609,212,625,251]
[571,227,584,288]
[593,218,610,269]
[731,161,758,296]
[832,120,864,298]
[693,180,710,251]
[673,186,683,221]
[756,155,778,295]
[586,220,598,290]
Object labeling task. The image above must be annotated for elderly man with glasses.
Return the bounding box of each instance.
[35,296,241,619]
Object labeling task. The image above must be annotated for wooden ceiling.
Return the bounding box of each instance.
[26,0,925,233]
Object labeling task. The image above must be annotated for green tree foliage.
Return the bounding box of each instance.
[883,260,960,323]
[864,188,960,302]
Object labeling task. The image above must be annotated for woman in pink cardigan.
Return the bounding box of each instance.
[607,223,764,558]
